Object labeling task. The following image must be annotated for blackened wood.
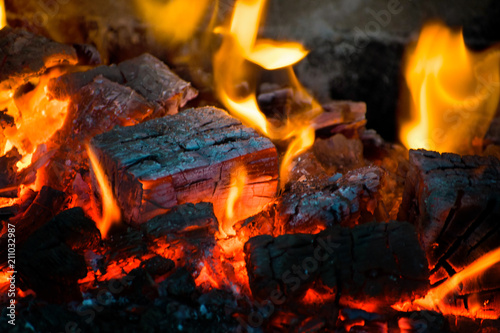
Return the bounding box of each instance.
[90,106,279,224]
[244,221,429,306]
[279,166,385,233]
[0,27,78,90]
[48,53,198,117]
[0,148,21,197]
[17,207,100,302]
[398,149,500,271]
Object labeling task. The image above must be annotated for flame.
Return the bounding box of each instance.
[222,164,248,236]
[0,71,69,165]
[0,0,6,29]
[87,145,121,238]
[134,0,211,45]
[393,246,500,319]
[213,0,320,187]
[400,21,500,154]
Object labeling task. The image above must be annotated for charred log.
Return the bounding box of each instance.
[17,207,100,302]
[244,221,429,306]
[0,27,78,90]
[90,106,279,224]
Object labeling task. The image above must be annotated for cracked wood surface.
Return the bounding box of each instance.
[244,221,429,306]
[91,107,279,224]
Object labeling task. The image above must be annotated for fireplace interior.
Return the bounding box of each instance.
[1,0,500,332]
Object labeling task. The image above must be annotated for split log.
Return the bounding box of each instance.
[398,149,500,270]
[244,221,429,306]
[398,149,500,317]
[90,106,279,224]
[278,166,386,233]
[48,53,198,117]
[17,207,101,302]
[0,27,78,90]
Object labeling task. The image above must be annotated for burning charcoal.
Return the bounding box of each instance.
[0,27,78,90]
[140,255,175,277]
[159,267,196,299]
[17,207,100,302]
[398,150,500,270]
[90,106,279,224]
[50,75,155,151]
[117,53,198,116]
[312,133,364,173]
[142,202,218,240]
[397,311,447,333]
[244,221,429,306]
[313,101,367,138]
[48,53,198,117]
[287,150,330,186]
[0,148,21,197]
[278,166,385,232]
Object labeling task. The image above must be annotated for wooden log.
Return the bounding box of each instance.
[278,166,386,233]
[0,27,78,90]
[90,106,279,224]
[244,221,429,306]
[398,149,500,271]
[48,53,198,117]
[398,149,500,318]
[17,207,101,302]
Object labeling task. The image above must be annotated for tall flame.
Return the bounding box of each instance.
[222,164,247,236]
[394,246,500,319]
[400,21,500,154]
[0,0,6,29]
[87,145,121,238]
[213,0,320,187]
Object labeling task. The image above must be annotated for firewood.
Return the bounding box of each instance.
[90,106,279,224]
[48,53,198,117]
[313,101,367,138]
[279,166,386,233]
[0,27,78,90]
[17,207,100,302]
[0,148,21,197]
[398,149,500,271]
[244,221,429,306]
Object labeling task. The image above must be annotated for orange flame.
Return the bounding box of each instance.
[213,0,320,187]
[134,0,211,45]
[393,246,500,319]
[87,145,121,238]
[222,164,248,236]
[400,21,500,154]
[0,0,6,29]
[1,71,69,168]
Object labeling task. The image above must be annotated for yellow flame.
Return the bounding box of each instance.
[223,164,247,236]
[0,0,6,29]
[134,0,211,45]
[393,246,500,319]
[87,145,121,238]
[214,0,319,187]
[400,21,500,154]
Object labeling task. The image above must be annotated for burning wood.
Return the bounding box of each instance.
[244,221,429,306]
[90,106,279,225]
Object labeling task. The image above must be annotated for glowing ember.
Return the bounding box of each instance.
[400,21,500,154]
[393,246,500,319]
[195,263,220,290]
[135,0,211,45]
[87,145,121,238]
[222,164,248,236]
[0,0,5,29]
[0,71,69,163]
[213,0,320,186]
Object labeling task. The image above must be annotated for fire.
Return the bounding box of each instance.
[393,246,500,319]
[87,145,121,238]
[0,0,5,29]
[0,71,70,167]
[134,0,211,45]
[400,21,500,154]
[213,0,320,186]
[222,164,247,236]
[195,263,220,290]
